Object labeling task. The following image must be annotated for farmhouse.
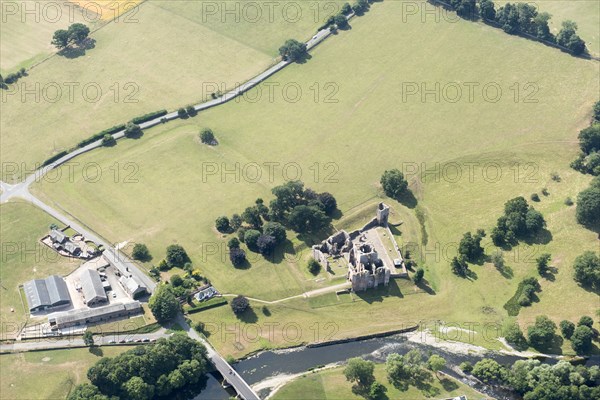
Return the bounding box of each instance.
[23,275,71,312]
[119,275,147,299]
[80,269,107,305]
[313,203,407,292]
[48,301,143,330]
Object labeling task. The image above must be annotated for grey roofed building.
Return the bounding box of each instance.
[63,240,82,256]
[23,275,71,312]
[49,301,142,329]
[80,269,107,305]
[119,275,147,299]
[49,229,67,244]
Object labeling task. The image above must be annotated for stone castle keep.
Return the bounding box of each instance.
[312,203,407,292]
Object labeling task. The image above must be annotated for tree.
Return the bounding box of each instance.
[67,23,90,44]
[287,205,329,233]
[557,20,586,55]
[124,122,142,138]
[472,358,507,383]
[571,325,594,355]
[560,320,576,339]
[594,101,600,123]
[459,361,473,373]
[101,133,116,146]
[242,206,263,229]
[413,268,424,284]
[52,29,70,49]
[334,13,348,28]
[122,376,154,400]
[341,2,352,15]
[527,315,557,350]
[344,357,375,388]
[177,108,187,118]
[504,321,528,351]
[215,216,231,233]
[367,381,386,400]
[278,39,307,62]
[536,253,551,275]
[380,169,408,199]
[576,187,600,226]
[132,243,150,261]
[83,330,94,346]
[227,237,240,249]
[200,128,216,145]
[317,192,337,215]
[256,234,276,255]
[427,354,446,377]
[458,230,485,262]
[578,315,594,328]
[525,208,546,233]
[67,384,109,400]
[243,229,261,251]
[166,244,189,268]
[573,251,600,289]
[229,248,246,267]
[579,124,600,154]
[307,258,321,275]
[230,214,243,230]
[230,295,249,315]
[479,0,496,20]
[263,221,287,244]
[170,274,183,287]
[148,284,180,322]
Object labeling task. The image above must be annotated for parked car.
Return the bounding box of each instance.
[142,338,150,342]
[119,339,126,344]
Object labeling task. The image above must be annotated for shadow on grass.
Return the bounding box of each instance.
[522,229,553,246]
[237,307,258,323]
[439,377,459,392]
[416,279,436,295]
[396,190,418,209]
[355,279,403,304]
[58,38,96,58]
[88,345,103,357]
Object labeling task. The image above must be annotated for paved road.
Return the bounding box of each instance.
[175,314,260,400]
[0,331,169,353]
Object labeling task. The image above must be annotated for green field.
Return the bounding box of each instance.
[31,0,600,357]
[1,0,344,180]
[0,0,93,74]
[272,363,489,400]
[0,346,131,399]
[0,201,81,339]
[496,0,600,56]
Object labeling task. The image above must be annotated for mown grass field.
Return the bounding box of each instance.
[32,0,599,355]
[1,0,343,180]
[0,0,91,74]
[0,346,131,399]
[0,201,81,339]
[496,0,600,56]
[272,363,490,400]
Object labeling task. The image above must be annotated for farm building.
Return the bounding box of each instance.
[80,269,107,305]
[119,275,147,299]
[49,301,142,329]
[23,275,71,312]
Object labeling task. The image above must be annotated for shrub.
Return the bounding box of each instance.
[177,108,187,118]
[230,295,249,315]
[229,248,246,267]
[531,193,540,202]
[278,39,307,62]
[227,237,240,249]
[131,109,167,124]
[132,243,151,261]
[101,134,116,146]
[124,122,142,138]
[560,320,575,339]
[185,105,196,117]
[380,169,408,199]
[472,359,507,383]
[215,216,231,233]
[41,150,69,167]
[200,128,216,145]
[413,268,424,284]
[166,244,189,268]
[307,258,321,275]
[170,274,183,287]
[244,229,261,251]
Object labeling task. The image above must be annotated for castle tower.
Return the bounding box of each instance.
[376,203,389,226]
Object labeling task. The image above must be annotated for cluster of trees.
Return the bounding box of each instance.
[464,358,600,399]
[503,314,597,355]
[177,106,198,119]
[385,349,446,391]
[132,243,151,262]
[279,39,308,62]
[515,277,541,307]
[344,357,386,400]
[437,0,587,55]
[199,128,217,145]
[380,169,409,200]
[68,335,209,400]
[52,23,90,49]
[490,197,546,247]
[573,250,600,290]
[124,122,142,138]
[571,102,600,176]
[449,229,485,278]
[148,284,180,323]
[576,176,600,230]
[307,258,321,275]
[319,0,370,32]
[0,68,27,89]
[216,181,337,265]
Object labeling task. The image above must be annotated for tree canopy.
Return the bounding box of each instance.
[148,284,180,323]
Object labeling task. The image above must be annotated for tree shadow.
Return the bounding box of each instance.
[465,268,478,281]
[522,228,553,246]
[396,190,418,209]
[495,264,514,279]
[540,268,557,282]
[58,38,96,59]
[416,279,436,295]
[233,258,251,270]
[439,377,459,392]
[355,279,403,304]
[261,305,271,316]
[330,208,343,221]
[237,307,258,323]
[293,52,312,64]
[88,345,103,357]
